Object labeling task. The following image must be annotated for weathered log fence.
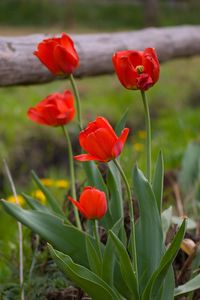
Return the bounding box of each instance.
[0,25,200,86]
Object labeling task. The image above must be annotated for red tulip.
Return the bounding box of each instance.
[34,33,79,75]
[74,117,129,162]
[27,90,75,126]
[112,48,160,91]
[68,186,107,220]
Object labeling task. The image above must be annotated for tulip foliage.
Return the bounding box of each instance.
[1,33,200,300]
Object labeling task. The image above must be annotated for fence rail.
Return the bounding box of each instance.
[0,25,200,86]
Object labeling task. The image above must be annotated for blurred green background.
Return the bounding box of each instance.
[1,0,200,296]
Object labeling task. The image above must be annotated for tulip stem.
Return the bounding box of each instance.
[93,219,102,261]
[62,125,82,230]
[69,74,83,130]
[141,90,151,183]
[113,159,138,286]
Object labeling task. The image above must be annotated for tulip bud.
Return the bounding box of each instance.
[181,239,196,256]
[68,186,107,220]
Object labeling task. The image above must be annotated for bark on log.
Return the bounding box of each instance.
[0,25,200,86]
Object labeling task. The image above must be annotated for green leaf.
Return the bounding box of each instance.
[107,161,127,244]
[115,108,129,136]
[133,166,163,291]
[102,218,123,285]
[49,245,121,300]
[83,161,108,197]
[22,193,50,213]
[161,206,173,241]
[109,230,139,299]
[86,235,102,276]
[174,272,200,296]
[142,219,186,300]
[0,200,94,267]
[102,219,133,299]
[172,215,196,230]
[161,266,175,300]
[152,151,164,213]
[31,170,63,216]
[179,141,200,196]
[107,161,123,222]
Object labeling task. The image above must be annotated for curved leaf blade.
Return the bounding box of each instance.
[109,230,139,299]
[142,219,186,300]
[0,200,94,267]
[86,235,102,276]
[31,170,63,216]
[115,108,129,136]
[133,166,163,290]
[22,193,50,213]
[102,218,123,285]
[174,273,200,296]
[152,151,164,213]
[49,245,120,300]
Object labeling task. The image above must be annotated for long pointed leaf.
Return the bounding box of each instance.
[107,161,124,223]
[133,166,163,290]
[0,200,94,267]
[102,218,123,285]
[86,235,102,276]
[107,161,127,244]
[115,108,129,136]
[142,219,186,300]
[49,245,121,300]
[152,151,164,213]
[109,230,139,299]
[31,170,63,216]
[22,193,50,213]
[174,272,200,296]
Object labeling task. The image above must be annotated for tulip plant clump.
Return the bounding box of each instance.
[1,33,200,300]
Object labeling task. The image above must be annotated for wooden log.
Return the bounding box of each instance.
[0,25,200,86]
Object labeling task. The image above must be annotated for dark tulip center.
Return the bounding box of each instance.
[136,65,144,74]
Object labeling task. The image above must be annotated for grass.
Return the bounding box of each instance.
[0,0,200,33]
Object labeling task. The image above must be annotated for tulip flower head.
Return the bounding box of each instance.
[34,33,79,75]
[74,117,129,162]
[27,90,75,127]
[68,186,107,220]
[113,48,160,91]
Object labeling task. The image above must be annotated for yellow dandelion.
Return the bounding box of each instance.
[32,189,46,204]
[133,143,143,152]
[138,130,146,139]
[40,178,54,187]
[7,195,25,206]
[54,179,69,189]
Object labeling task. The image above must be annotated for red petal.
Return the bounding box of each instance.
[35,41,61,75]
[74,154,104,162]
[95,117,117,139]
[143,48,160,83]
[128,50,143,67]
[54,44,78,74]
[112,127,129,158]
